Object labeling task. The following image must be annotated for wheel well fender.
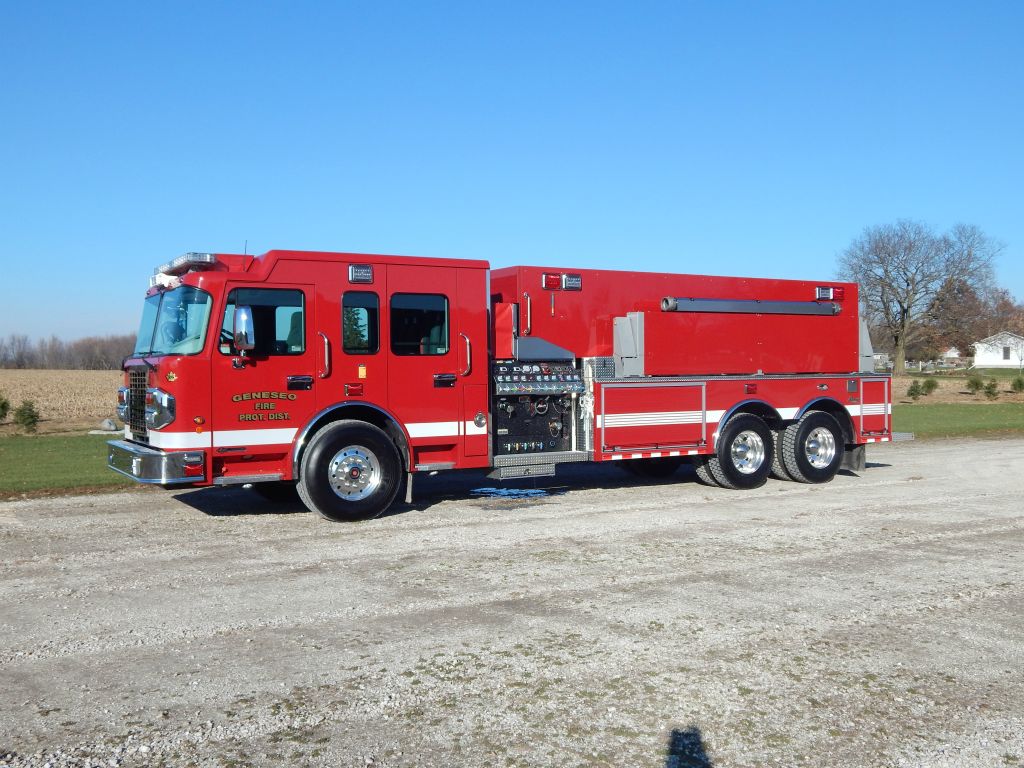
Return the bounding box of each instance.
[796,398,855,444]
[292,402,411,478]
[714,400,782,447]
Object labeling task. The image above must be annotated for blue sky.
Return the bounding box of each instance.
[2,1,1022,338]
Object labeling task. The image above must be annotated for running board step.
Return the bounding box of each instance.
[488,463,556,480]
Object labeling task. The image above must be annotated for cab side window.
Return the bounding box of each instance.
[220,288,305,356]
[343,292,379,354]
[390,293,448,355]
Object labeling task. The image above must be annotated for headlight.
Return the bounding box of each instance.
[145,388,176,430]
[116,387,130,422]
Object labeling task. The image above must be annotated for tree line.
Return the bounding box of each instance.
[0,334,135,370]
[838,220,1023,374]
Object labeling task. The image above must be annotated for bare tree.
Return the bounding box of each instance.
[4,334,34,369]
[838,221,1000,374]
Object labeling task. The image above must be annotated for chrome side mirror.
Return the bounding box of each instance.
[233,305,256,353]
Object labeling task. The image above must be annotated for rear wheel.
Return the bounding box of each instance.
[780,410,843,484]
[770,428,793,481]
[693,457,722,487]
[697,414,773,490]
[619,456,684,479]
[297,420,402,521]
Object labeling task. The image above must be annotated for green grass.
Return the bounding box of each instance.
[909,368,1024,380]
[0,433,133,497]
[893,403,1024,438]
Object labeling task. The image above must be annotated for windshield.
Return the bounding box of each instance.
[133,286,213,356]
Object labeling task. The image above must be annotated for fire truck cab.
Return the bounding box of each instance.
[109,249,891,521]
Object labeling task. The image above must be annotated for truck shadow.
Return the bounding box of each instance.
[170,456,872,519]
[665,727,714,767]
[168,463,694,518]
[171,487,309,517]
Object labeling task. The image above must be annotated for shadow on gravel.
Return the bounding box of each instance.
[665,727,714,767]
[168,463,703,519]
[171,487,309,517]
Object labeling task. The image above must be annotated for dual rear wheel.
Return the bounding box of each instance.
[695,410,844,489]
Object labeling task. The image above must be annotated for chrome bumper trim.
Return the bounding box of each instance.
[107,440,206,485]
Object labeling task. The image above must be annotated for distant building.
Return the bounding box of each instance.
[972,332,1024,369]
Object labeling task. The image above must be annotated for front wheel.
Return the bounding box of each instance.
[696,414,773,490]
[297,420,402,521]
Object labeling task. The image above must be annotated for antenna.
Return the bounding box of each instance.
[244,239,248,255]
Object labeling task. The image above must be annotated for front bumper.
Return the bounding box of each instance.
[107,440,206,484]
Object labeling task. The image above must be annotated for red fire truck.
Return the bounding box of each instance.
[108,249,891,520]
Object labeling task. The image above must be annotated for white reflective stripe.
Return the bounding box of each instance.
[777,407,798,420]
[213,428,298,447]
[706,410,726,423]
[604,410,703,427]
[668,451,681,457]
[611,454,623,460]
[147,431,213,449]
[464,420,487,436]
[406,421,461,439]
[846,405,861,416]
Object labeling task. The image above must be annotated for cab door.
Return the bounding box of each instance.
[210,284,318,481]
[385,263,489,469]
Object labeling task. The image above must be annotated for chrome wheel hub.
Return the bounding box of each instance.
[328,445,381,501]
[804,427,837,469]
[730,430,766,474]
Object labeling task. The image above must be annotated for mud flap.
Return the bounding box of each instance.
[841,444,866,472]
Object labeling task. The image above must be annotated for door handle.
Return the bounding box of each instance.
[459,332,471,376]
[522,292,532,335]
[433,373,457,388]
[287,375,313,391]
[317,331,331,379]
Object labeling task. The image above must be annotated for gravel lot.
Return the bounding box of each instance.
[1,439,1022,768]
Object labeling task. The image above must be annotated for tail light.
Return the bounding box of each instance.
[817,286,846,301]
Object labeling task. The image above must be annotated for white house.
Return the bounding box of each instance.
[972,332,1024,369]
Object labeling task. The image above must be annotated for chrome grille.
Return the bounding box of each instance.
[128,366,149,442]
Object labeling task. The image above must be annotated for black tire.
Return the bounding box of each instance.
[701,414,773,490]
[252,481,300,503]
[693,457,722,487]
[770,428,793,481]
[781,410,844,484]
[619,456,684,479]
[297,420,402,521]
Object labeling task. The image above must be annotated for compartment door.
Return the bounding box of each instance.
[598,382,707,453]
[859,378,891,436]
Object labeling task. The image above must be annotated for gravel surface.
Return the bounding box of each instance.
[1,439,1022,767]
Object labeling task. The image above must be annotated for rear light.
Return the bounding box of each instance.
[542,273,562,290]
[144,388,176,430]
[816,286,846,301]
